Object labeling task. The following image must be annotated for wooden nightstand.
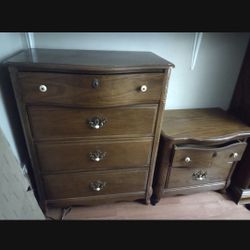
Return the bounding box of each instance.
[151,108,250,205]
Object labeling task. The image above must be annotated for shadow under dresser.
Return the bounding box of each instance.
[152,108,250,205]
[4,49,174,211]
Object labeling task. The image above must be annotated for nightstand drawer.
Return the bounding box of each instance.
[43,169,148,200]
[168,162,233,188]
[18,72,164,106]
[36,138,153,173]
[172,141,247,168]
[28,105,157,140]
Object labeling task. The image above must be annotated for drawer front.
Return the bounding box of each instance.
[167,162,234,188]
[18,72,164,106]
[28,105,157,140]
[43,169,148,200]
[36,138,153,173]
[172,141,247,168]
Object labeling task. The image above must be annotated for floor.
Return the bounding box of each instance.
[46,191,250,220]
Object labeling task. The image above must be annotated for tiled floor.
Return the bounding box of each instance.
[46,191,250,220]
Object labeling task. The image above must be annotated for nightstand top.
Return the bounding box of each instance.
[162,108,250,142]
[4,49,174,73]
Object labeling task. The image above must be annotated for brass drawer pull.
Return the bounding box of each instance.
[184,157,191,163]
[92,79,100,89]
[192,170,207,180]
[88,117,106,129]
[90,180,106,191]
[89,150,106,162]
[39,84,47,92]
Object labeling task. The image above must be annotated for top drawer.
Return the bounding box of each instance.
[17,72,164,106]
[172,141,247,168]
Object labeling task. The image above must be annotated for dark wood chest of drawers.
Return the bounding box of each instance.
[5,49,174,210]
[152,108,250,204]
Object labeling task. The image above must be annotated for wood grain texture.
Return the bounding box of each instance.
[172,141,247,168]
[45,191,250,220]
[28,104,158,140]
[6,49,174,208]
[43,168,148,200]
[144,68,172,204]
[18,72,164,107]
[4,49,174,73]
[36,138,153,173]
[168,163,233,188]
[162,108,250,143]
[153,108,250,204]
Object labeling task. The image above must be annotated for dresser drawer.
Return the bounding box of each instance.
[168,141,247,189]
[43,169,148,200]
[167,163,233,188]
[28,105,157,140]
[172,141,247,168]
[18,72,164,106]
[36,138,153,173]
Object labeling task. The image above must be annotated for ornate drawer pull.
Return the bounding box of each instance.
[184,157,191,163]
[192,170,207,181]
[90,180,106,191]
[89,150,107,162]
[92,79,100,89]
[140,85,148,92]
[39,84,47,92]
[88,117,106,129]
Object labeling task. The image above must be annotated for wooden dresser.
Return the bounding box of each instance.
[152,108,250,205]
[5,49,174,211]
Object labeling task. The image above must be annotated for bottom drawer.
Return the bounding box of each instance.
[167,162,234,189]
[43,169,148,200]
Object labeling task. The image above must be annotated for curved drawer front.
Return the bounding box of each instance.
[28,105,157,140]
[43,169,148,200]
[172,141,247,168]
[18,72,164,106]
[36,138,153,173]
[168,163,233,188]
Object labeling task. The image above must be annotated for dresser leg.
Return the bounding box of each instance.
[150,194,159,206]
[145,186,153,205]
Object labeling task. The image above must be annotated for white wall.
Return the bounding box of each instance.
[0,32,249,162]
[0,32,27,162]
[34,32,250,110]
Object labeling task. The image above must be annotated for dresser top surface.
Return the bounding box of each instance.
[4,49,174,72]
[162,108,250,142]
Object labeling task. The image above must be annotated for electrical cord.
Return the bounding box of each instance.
[60,206,72,220]
[45,206,72,220]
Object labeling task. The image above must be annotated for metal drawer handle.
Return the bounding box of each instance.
[89,150,106,162]
[92,79,100,89]
[140,85,148,92]
[192,170,207,181]
[39,84,47,92]
[90,180,106,191]
[184,157,191,163]
[88,117,106,129]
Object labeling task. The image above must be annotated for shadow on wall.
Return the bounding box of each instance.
[0,63,35,187]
